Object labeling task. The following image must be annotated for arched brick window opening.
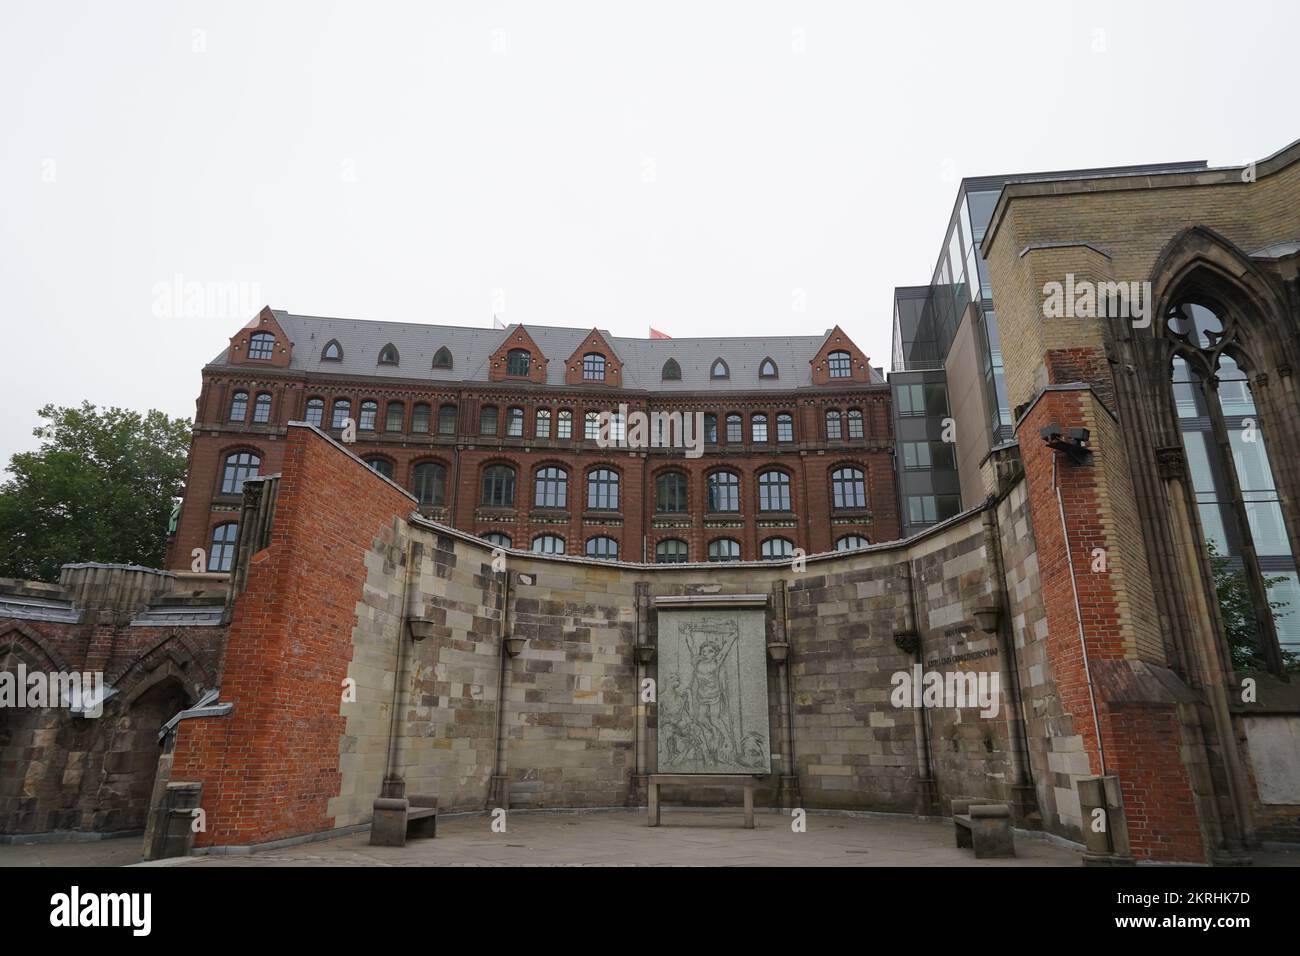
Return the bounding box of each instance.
[1166,300,1298,672]
[208,522,239,572]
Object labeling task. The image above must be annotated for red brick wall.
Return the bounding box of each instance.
[171,426,415,847]
[1019,387,1206,861]
[172,371,899,567]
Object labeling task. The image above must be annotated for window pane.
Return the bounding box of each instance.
[535,409,551,438]
[412,404,431,433]
[437,405,456,435]
[480,407,498,435]
[385,402,404,432]
[305,398,324,426]
[253,393,272,424]
[557,410,572,439]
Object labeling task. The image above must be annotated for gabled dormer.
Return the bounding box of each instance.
[564,329,623,387]
[809,325,871,385]
[227,306,292,368]
[488,325,549,384]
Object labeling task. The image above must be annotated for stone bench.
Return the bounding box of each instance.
[647,774,756,829]
[369,794,438,847]
[952,799,1014,858]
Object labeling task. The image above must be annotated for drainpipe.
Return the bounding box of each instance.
[899,558,936,814]
[981,500,1037,817]
[487,565,512,809]
[381,534,418,799]
[1053,453,1106,775]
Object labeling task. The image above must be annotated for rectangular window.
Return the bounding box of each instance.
[535,409,551,438]
[480,407,498,436]
[557,410,572,439]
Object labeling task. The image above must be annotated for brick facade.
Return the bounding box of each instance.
[171,320,899,569]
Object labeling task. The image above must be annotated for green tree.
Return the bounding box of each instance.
[1207,540,1299,672]
[0,402,192,582]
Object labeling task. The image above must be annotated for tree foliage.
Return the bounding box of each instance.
[1207,540,1299,672]
[0,402,192,582]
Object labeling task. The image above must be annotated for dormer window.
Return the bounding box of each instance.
[378,343,400,366]
[248,332,275,360]
[710,359,730,380]
[507,349,531,376]
[828,350,852,378]
[432,346,453,369]
[321,339,343,361]
[662,358,681,381]
[583,353,606,381]
[759,357,778,378]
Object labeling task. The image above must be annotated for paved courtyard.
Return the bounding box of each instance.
[146,809,1084,867]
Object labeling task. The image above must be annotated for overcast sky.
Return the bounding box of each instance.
[1,0,1295,468]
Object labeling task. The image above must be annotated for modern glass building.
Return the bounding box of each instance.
[890,161,1205,538]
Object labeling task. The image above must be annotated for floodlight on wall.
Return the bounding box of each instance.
[1040,424,1091,464]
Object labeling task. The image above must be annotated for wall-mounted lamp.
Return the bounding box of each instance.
[407,620,436,642]
[972,606,1002,634]
[766,642,790,664]
[635,644,657,665]
[504,635,528,658]
[1040,424,1091,464]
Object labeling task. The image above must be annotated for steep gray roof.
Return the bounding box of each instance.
[209,311,885,389]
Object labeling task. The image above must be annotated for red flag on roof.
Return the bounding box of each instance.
[649,327,671,339]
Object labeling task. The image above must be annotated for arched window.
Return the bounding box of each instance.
[1167,301,1298,668]
[586,537,618,560]
[252,392,272,424]
[534,467,568,508]
[220,452,260,495]
[707,470,740,512]
[836,534,870,552]
[481,465,515,507]
[583,353,606,381]
[655,471,687,513]
[228,391,249,422]
[703,414,718,444]
[437,404,457,435]
[725,413,742,443]
[359,400,378,431]
[656,539,688,564]
[557,410,573,439]
[584,411,601,440]
[711,359,730,380]
[208,523,239,572]
[761,537,794,560]
[752,414,768,443]
[535,408,552,438]
[759,357,778,378]
[828,350,852,378]
[305,397,324,426]
[708,538,741,562]
[758,470,792,512]
[365,457,394,480]
[776,412,794,442]
[479,406,498,436]
[385,402,405,432]
[248,332,275,360]
[587,468,620,510]
[506,349,531,376]
[483,533,512,549]
[662,358,681,381]
[411,403,431,433]
[532,534,565,555]
[505,407,524,437]
[432,346,453,369]
[378,343,399,366]
[825,410,842,439]
[412,462,447,507]
[331,399,351,429]
[831,467,867,510]
[847,408,864,439]
[321,339,343,361]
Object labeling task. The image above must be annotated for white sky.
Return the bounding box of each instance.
[1,0,1295,468]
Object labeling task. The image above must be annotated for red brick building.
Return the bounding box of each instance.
[170,308,898,569]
